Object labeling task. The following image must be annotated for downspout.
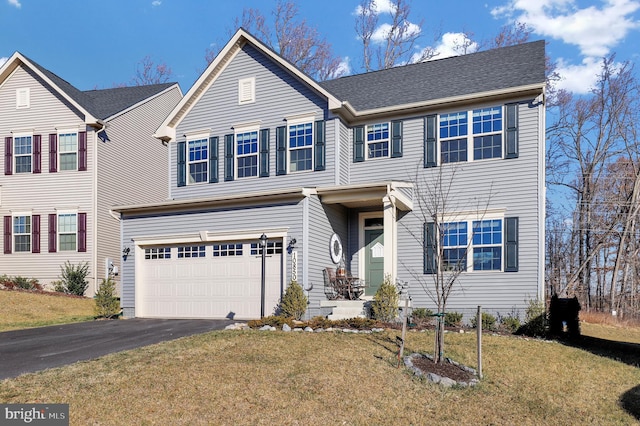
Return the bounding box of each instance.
[92,120,106,296]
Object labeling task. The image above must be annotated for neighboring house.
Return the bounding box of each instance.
[113,28,546,321]
[0,52,182,295]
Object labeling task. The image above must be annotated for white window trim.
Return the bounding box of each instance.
[287,121,314,173]
[438,210,506,272]
[437,105,504,165]
[16,88,30,109]
[57,210,78,252]
[186,133,210,185]
[365,122,391,160]
[12,132,33,174]
[238,77,255,105]
[234,126,260,179]
[57,130,79,172]
[12,212,32,253]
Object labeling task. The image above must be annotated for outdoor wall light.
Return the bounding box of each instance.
[287,237,297,253]
[122,247,130,260]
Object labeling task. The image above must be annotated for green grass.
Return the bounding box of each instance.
[0,289,95,331]
[1,325,639,425]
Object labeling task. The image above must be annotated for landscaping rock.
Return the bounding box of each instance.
[259,325,276,331]
[225,323,249,330]
[304,326,314,332]
[282,324,292,332]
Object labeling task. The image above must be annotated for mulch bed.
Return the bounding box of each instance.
[409,355,477,382]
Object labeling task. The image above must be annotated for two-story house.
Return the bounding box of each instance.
[113,28,546,321]
[0,52,182,295]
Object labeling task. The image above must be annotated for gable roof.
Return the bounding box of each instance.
[0,52,179,124]
[320,40,546,118]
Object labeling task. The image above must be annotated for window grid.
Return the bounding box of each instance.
[188,138,208,184]
[250,241,283,255]
[472,219,502,271]
[367,123,389,158]
[472,107,502,160]
[13,215,31,252]
[439,106,504,164]
[59,133,78,171]
[236,131,258,178]
[213,243,243,257]
[288,123,313,172]
[177,245,206,258]
[14,136,32,173]
[442,221,467,270]
[145,247,171,259]
[58,213,77,251]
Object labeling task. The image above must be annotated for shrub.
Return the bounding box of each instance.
[444,311,463,327]
[58,261,89,296]
[370,275,399,322]
[411,307,434,327]
[0,275,41,291]
[278,280,307,320]
[470,312,498,331]
[516,299,547,337]
[498,313,522,333]
[94,277,120,319]
[248,315,295,328]
[52,280,65,293]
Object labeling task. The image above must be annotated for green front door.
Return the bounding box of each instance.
[365,228,384,296]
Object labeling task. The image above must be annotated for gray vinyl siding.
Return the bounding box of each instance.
[394,100,542,321]
[0,65,94,290]
[96,86,181,291]
[172,44,335,199]
[337,119,350,185]
[120,200,305,315]
[306,194,348,318]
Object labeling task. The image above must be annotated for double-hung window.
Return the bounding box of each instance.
[442,222,468,270]
[13,215,31,252]
[288,122,313,172]
[236,130,258,178]
[14,135,32,173]
[367,123,390,158]
[472,107,502,160]
[58,213,77,251]
[58,132,78,171]
[472,219,502,271]
[188,137,208,184]
[439,105,504,164]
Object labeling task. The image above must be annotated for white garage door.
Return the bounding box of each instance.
[138,241,283,319]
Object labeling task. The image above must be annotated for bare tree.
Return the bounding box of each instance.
[205,1,344,81]
[355,0,436,71]
[131,55,174,86]
[403,165,493,363]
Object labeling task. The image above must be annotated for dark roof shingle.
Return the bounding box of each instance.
[319,40,546,112]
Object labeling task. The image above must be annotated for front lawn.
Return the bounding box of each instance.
[0,289,95,331]
[1,323,638,425]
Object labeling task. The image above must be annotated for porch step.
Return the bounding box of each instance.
[320,300,367,320]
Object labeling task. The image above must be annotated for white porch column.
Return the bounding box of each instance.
[382,194,397,283]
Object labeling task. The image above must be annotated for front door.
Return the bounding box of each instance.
[364,228,384,296]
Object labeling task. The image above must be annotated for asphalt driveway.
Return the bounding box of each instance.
[0,318,235,380]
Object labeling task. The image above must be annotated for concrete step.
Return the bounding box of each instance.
[321,300,367,320]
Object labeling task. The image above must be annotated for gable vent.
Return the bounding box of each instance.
[238,77,255,105]
[16,88,30,109]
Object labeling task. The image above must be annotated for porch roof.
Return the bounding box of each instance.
[316,181,413,211]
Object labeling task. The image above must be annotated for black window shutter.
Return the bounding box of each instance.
[5,137,12,175]
[505,103,519,159]
[31,214,40,253]
[353,126,364,162]
[314,120,326,171]
[78,131,87,171]
[276,126,287,175]
[48,214,57,253]
[49,134,57,173]
[177,141,186,187]
[391,120,403,158]
[33,135,41,174]
[259,129,270,177]
[424,222,436,274]
[224,134,234,181]
[424,115,437,168]
[209,137,218,183]
[4,216,12,254]
[504,217,519,272]
[78,213,87,253]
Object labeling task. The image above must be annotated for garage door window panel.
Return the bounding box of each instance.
[178,245,206,258]
[213,243,243,256]
[145,247,171,259]
[251,241,283,255]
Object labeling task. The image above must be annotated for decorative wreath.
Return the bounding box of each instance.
[329,233,343,264]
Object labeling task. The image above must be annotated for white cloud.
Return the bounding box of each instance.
[370,21,421,43]
[0,57,7,68]
[412,32,479,62]
[7,0,21,8]
[151,0,161,6]
[336,57,351,76]
[554,56,604,94]
[354,0,396,16]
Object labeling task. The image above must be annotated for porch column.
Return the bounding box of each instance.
[382,194,397,283]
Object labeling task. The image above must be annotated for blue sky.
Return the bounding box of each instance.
[1,0,639,95]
